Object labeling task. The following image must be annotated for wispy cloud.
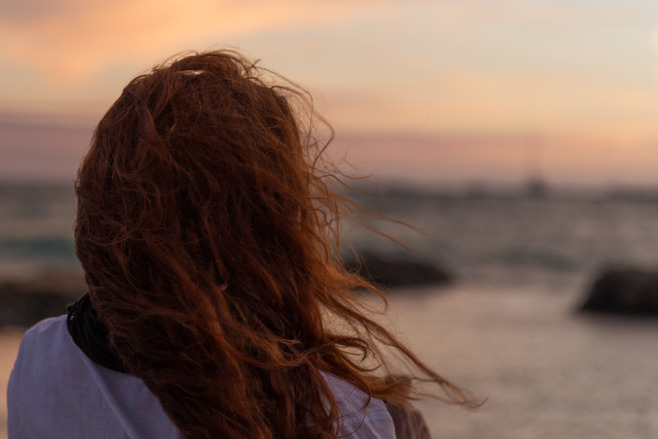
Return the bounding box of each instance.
[3,0,648,83]
[0,0,368,82]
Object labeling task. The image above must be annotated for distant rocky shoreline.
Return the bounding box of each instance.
[1,252,453,328]
[9,260,658,330]
[0,269,85,328]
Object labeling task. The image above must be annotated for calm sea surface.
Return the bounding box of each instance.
[2,182,658,438]
[386,286,658,439]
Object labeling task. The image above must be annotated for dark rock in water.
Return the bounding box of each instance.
[0,270,85,327]
[580,268,658,315]
[344,251,452,289]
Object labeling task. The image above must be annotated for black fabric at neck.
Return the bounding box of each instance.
[66,293,127,374]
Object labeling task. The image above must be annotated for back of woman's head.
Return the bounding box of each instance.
[75,50,473,439]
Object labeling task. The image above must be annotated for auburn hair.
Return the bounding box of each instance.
[74,50,473,439]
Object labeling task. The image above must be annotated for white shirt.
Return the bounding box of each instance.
[7,315,395,438]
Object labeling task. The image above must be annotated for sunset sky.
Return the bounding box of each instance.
[1,0,657,186]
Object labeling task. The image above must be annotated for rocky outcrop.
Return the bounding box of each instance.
[343,251,452,289]
[0,270,85,327]
[579,268,658,315]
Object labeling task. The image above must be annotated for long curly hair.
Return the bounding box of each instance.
[74,50,474,439]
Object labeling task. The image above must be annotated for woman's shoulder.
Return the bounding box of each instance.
[9,315,179,438]
[22,313,68,338]
[10,317,396,439]
[14,315,72,365]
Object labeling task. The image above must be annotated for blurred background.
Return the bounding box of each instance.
[2,1,658,438]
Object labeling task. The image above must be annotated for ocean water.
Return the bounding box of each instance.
[0,183,78,278]
[347,186,658,291]
[2,182,658,438]
[3,182,658,288]
[386,285,658,439]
